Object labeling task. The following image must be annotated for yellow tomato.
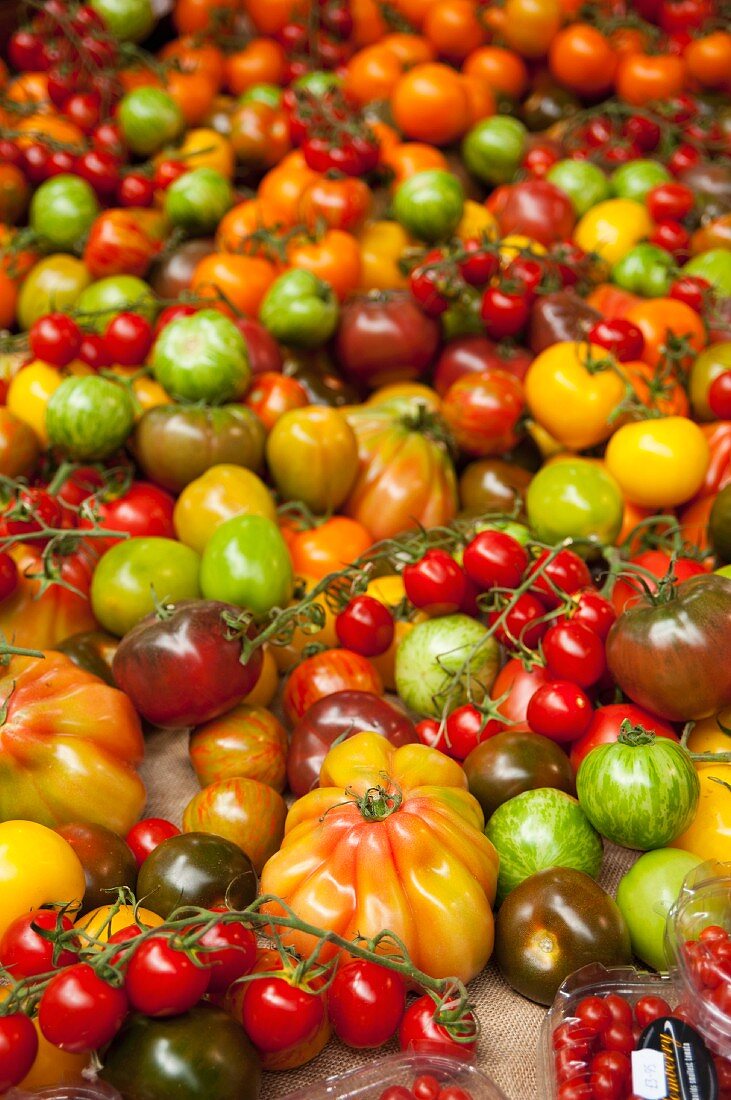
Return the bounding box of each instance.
[574,199,653,266]
[173,463,276,554]
[499,236,547,264]
[456,200,498,242]
[75,904,164,947]
[243,644,279,707]
[107,364,172,415]
[173,127,235,178]
[366,382,442,412]
[365,574,428,690]
[524,341,626,451]
[671,709,731,863]
[0,821,86,939]
[358,219,412,290]
[605,416,710,508]
[6,359,91,444]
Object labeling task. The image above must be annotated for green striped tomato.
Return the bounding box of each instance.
[576,729,700,850]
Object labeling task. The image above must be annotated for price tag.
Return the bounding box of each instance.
[632,1048,667,1100]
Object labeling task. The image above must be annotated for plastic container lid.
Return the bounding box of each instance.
[280,1051,507,1099]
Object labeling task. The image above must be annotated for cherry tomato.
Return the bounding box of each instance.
[526,681,593,743]
[575,995,612,1035]
[196,916,257,997]
[403,550,466,615]
[459,240,500,287]
[4,488,62,544]
[542,621,606,687]
[103,312,154,366]
[669,275,711,314]
[634,995,672,1028]
[587,319,645,363]
[38,963,128,1052]
[528,549,592,609]
[600,1022,634,1056]
[242,974,326,1053]
[413,1076,440,1100]
[0,1014,38,1092]
[335,595,395,657]
[29,312,83,367]
[0,910,77,979]
[488,591,548,650]
[463,529,528,591]
[709,373,731,419]
[647,182,694,222]
[481,286,530,339]
[444,703,496,760]
[118,173,156,207]
[603,994,633,1029]
[125,935,211,1016]
[125,818,181,868]
[569,589,616,641]
[398,994,477,1057]
[328,959,406,1048]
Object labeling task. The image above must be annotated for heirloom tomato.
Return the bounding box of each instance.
[118,87,184,156]
[133,404,265,494]
[0,653,144,834]
[442,370,525,457]
[151,310,251,405]
[606,417,710,509]
[7,360,91,446]
[173,465,275,555]
[29,176,99,253]
[574,199,653,266]
[260,732,499,983]
[689,343,731,421]
[610,550,706,615]
[616,848,704,971]
[464,730,576,820]
[396,614,499,719]
[136,832,257,919]
[671,708,731,863]
[200,514,293,618]
[526,459,623,546]
[283,649,383,725]
[358,220,411,291]
[112,599,263,728]
[392,169,464,242]
[336,291,441,390]
[260,269,338,349]
[46,375,136,462]
[16,254,91,331]
[287,689,417,797]
[75,275,157,334]
[190,704,288,792]
[57,822,138,916]
[91,536,201,637]
[569,703,678,773]
[0,821,85,940]
[56,630,118,687]
[344,403,458,540]
[0,545,98,651]
[287,516,373,581]
[461,116,527,185]
[82,208,166,280]
[524,342,625,451]
[266,407,359,514]
[606,574,731,721]
[183,777,287,873]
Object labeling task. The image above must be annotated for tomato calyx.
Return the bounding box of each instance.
[616,719,658,748]
[350,781,404,822]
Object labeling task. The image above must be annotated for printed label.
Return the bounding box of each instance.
[632,1048,667,1100]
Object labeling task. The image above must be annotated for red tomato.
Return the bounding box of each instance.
[490,658,551,728]
[124,936,211,1016]
[79,481,176,553]
[610,550,707,614]
[241,974,326,1053]
[398,994,477,1057]
[0,1014,38,1092]
[125,818,181,868]
[0,910,77,979]
[569,703,678,772]
[327,959,406,1048]
[283,649,383,724]
[38,964,128,1052]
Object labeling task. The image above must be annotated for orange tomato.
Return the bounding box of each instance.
[245,372,310,432]
[608,26,651,57]
[352,0,388,43]
[286,229,362,301]
[5,73,49,114]
[244,0,307,34]
[684,32,731,88]
[288,516,373,579]
[166,69,217,125]
[382,141,449,185]
[501,0,563,59]
[624,298,707,368]
[345,45,404,106]
[381,32,436,67]
[548,23,617,96]
[190,253,277,317]
[258,153,320,224]
[224,39,286,94]
[159,36,226,86]
[173,0,239,33]
[678,494,715,555]
[15,114,85,150]
[391,0,441,28]
[586,283,643,319]
[622,359,689,419]
[390,62,471,146]
[174,127,235,178]
[216,198,282,253]
[423,0,485,62]
[460,73,496,124]
[118,64,162,92]
[462,46,529,99]
[615,52,686,106]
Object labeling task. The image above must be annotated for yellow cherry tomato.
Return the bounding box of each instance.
[671,708,731,863]
[365,574,428,690]
[574,199,653,266]
[0,821,86,939]
[75,904,164,947]
[605,416,710,508]
[6,360,91,444]
[173,127,235,178]
[358,219,412,290]
[498,235,548,264]
[456,200,498,242]
[173,463,277,555]
[243,644,279,707]
[525,341,626,451]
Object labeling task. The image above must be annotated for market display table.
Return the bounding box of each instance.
[141,726,637,1100]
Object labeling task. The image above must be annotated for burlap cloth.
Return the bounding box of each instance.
[140,727,638,1100]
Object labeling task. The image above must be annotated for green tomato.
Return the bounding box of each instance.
[616,848,704,971]
[392,170,465,243]
[683,249,731,296]
[395,614,499,719]
[486,788,603,905]
[136,832,257,917]
[716,564,731,579]
[259,269,338,349]
[46,376,135,461]
[75,275,157,333]
[16,255,92,330]
[526,460,623,548]
[151,310,251,404]
[293,70,342,96]
[461,117,527,186]
[200,514,293,618]
[91,537,201,637]
[611,159,671,203]
[164,169,233,234]
[688,341,731,421]
[118,88,184,156]
[29,176,99,253]
[441,287,484,340]
[89,0,154,40]
[612,243,675,297]
[240,83,282,108]
[546,160,611,217]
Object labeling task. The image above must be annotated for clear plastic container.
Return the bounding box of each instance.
[538,962,681,1100]
[5,1084,121,1100]
[280,1052,507,1099]
[666,859,731,1058]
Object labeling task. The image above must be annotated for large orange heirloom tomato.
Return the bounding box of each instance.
[260,732,498,983]
[0,545,98,651]
[344,401,458,540]
[0,653,145,835]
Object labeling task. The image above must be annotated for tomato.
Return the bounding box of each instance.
[391,63,470,147]
[75,274,157,334]
[624,298,706,369]
[464,729,575,819]
[118,87,184,155]
[125,935,211,1017]
[283,648,384,725]
[616,848,704,971]
[0,1014,38,1092]
[396,614,499,719]
[577,728,700,850]
[502,0,562,58]
[0,821,86,943]
[569,703,677,773]
[462,116,527,186]
[549,23,617,96]
[262,732,498,983]
[260,269,339,349]
[611,550,706,615]
[136,832,257,919]
[671,710,731,863]
[358,220,412,292]
[39,963,128,1053]
[525,342,625,451]
[526,459,623,546]
[606,417,710,510]
[336,292,441,389]
[46,375,136,462]
[125,818,181,868]
[328,959,406,1048]
[526,681,592,742]
[393,169,465,243]
[266,407,358,515]
[83,208,165,280]
[442,370,525,457]
[76,481,174,556]
[29,175,99,253]
[190,704,288,792]
[57,822,138,916]
[403,549,466,615]
[616,52,686,106]
[495,867,631,1005]
[183,776,287,873]
[574,199,653,266]
[0,909,77,978]
[200,514,292,618]
[240,970,326,1056]
[91,536,201,637]
[195,915,256,997]
[173,465,274,557]
[690,344,731,422]
[133,403,265,495]
[399,994,477,1056]
[101,1004,261,1100]
[151,310,251,405]
[0,653,144,834]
